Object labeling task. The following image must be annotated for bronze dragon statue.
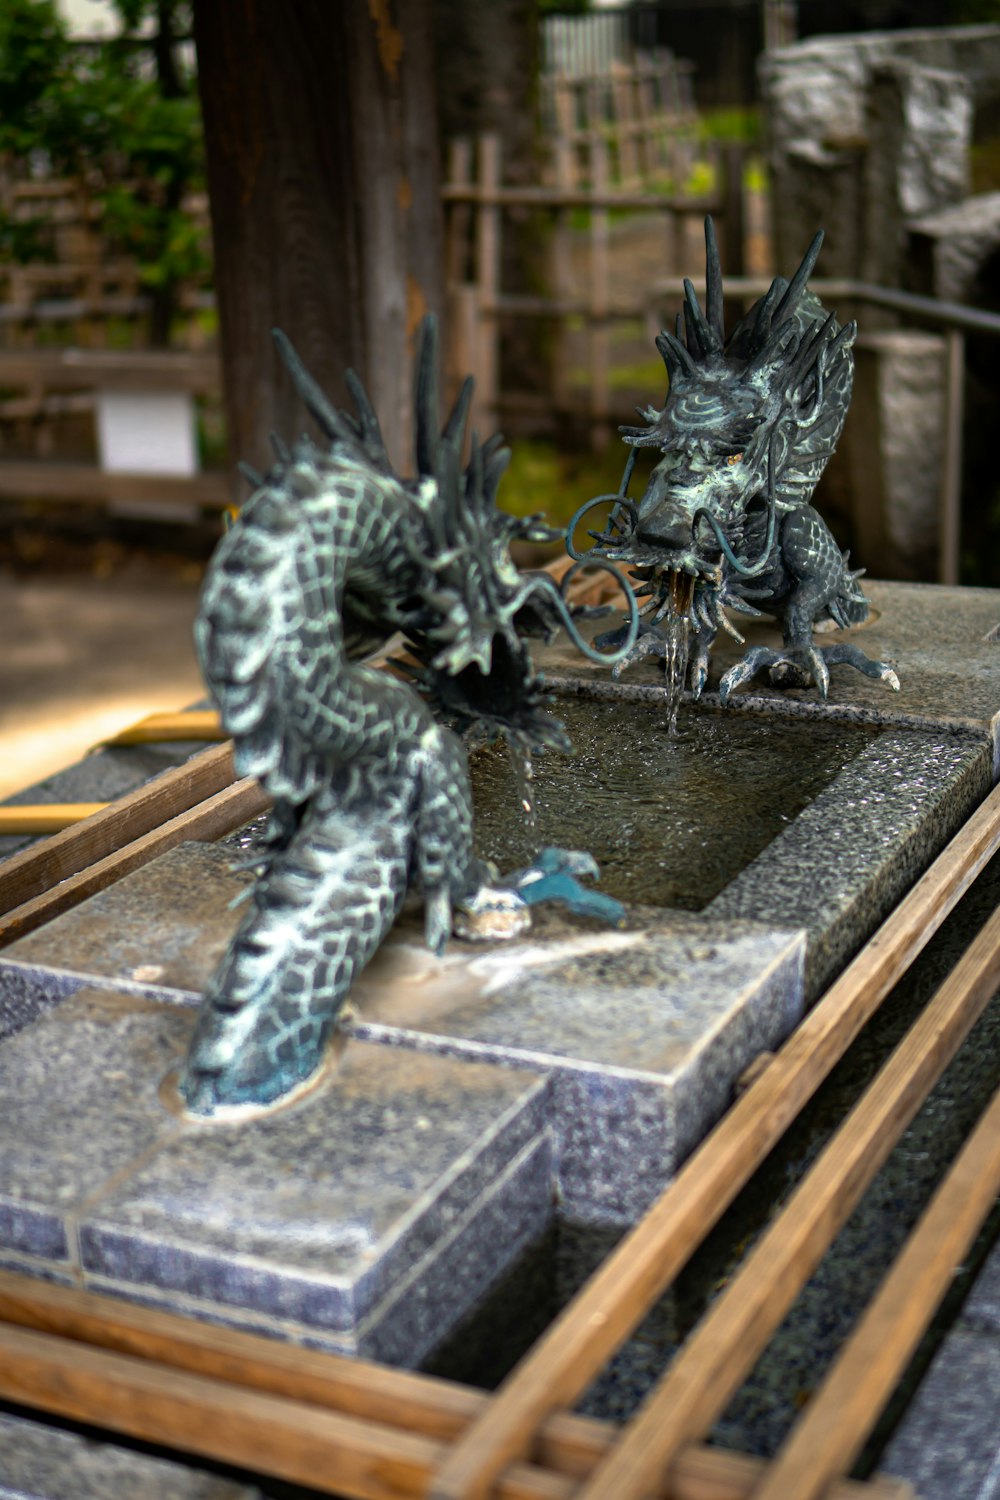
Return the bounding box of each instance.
[571,217,900,705]
[179,318,636,1115]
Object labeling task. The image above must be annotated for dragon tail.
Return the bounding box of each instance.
[179,790,411,1114]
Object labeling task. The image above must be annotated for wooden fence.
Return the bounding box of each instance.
[443,126,744,449]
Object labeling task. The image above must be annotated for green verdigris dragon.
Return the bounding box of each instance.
[179,319,634,1115]
[573,218,900,703]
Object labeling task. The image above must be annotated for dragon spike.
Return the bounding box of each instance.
[704,217,725,347]
[482,437,512,508]
[344,368,391,470]
[656,329,696,380]
[441,375,473,467]
[742,317,801,382]
[269,432,291,463]
[789,310,838,385]
[682,279,710,357]
[747,276,784,356]
[772,229,825,327]
[273,329,359,449]
[465,428,485,510]
[414,315,440,480]
[238,460,264,489]
[827,319,858,362]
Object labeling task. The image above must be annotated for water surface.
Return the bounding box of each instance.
[470,697,881,911]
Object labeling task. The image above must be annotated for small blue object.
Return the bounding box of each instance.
[505,847,626,926]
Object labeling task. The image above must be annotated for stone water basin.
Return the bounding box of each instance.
[471,696,881,911]
[1,579,999,1496]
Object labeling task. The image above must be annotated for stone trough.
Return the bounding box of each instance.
[1,578,1000,1495]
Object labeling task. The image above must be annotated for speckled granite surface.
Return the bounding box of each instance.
[882,1331,1000,1499]
[0,986,552,1364]
[0,1411,260,1500]
[0,842,805,1224]
[536,579,1000,758]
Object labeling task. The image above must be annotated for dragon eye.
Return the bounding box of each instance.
[726,452,744,466]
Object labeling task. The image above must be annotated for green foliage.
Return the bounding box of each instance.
[0,0,205,337]
[502,437,648,527]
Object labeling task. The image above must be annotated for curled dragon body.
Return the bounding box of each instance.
[180,319,635,1115]
[574,218,900,704]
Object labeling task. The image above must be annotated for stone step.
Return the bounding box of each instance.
[0,986,550,1365]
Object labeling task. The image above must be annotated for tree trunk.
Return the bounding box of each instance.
[193,0,444,489]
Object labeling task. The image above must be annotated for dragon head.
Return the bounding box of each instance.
[576,218,856,630]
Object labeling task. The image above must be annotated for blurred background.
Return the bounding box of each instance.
[3,0,1000,791]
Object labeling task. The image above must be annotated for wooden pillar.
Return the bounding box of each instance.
[193,0,444,488]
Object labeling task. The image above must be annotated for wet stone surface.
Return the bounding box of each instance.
[469,699,878,911]
[0,845,805,1225]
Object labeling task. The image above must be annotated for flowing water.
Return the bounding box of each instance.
[470,695,880,910]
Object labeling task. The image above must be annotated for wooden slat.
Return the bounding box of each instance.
[102,710,225,745]
[0,462,230,509]
[0,804,108,835]
[756,1077,1000,1500]
[575,890,1000,1500]
[429,779,1000,1500]
[0,1275,911,1500]
[0,347,220,393]
[0,1323,568,1500]
[0,742,236,916]
[0,775,268,947]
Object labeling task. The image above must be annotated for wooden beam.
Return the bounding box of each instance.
[0,775,269,947]
[575,891,1000,1500]
[0,804,108,836]
[0,462,230,509]
[0,742,236,917]
[0,348,220,393]
[101,711,225,746]
[754,1076,1000,1500]
[0,1275,910,1500]
[429,779,1000,1500]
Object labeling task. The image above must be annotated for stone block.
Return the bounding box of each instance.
[908,190,1000,303]
[961,1236,1000,1336]
[882,1328,1000,1500]
[841,329,946,580]
[0,987,551,1364]
[0,1411,260,1500]
[0,842,804,1226]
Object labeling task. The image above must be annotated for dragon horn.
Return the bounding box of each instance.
[772,229,825,326]
[465,428,484,509]
[704,217,725,347]
[269,431,291,463]
[481,435,512,508]
[345,368,391,471]
[683,280,709,357]
[414,314,440,479]
[742,318,800,381]
[436,374,473,509]
[272,329,358,448]
[656,329,696,380]
[746,276,783,358]
[788,310,838,385]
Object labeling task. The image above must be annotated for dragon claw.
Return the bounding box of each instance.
[720,641,900,701]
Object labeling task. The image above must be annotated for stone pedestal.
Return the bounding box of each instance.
[0,986,551,1364]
